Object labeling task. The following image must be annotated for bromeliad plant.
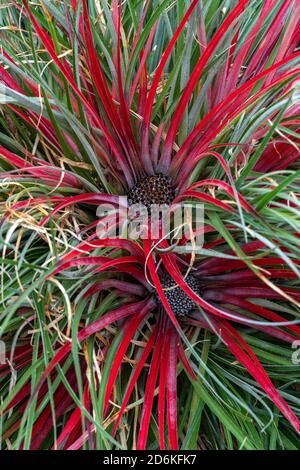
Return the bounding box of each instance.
[0,0,300,450]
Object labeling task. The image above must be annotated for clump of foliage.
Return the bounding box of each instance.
[0,0,300,450]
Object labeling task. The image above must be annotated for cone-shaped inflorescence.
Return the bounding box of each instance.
[158,273,202,319]
[127,174,175,211]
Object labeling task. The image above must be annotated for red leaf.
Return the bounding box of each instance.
[112,324,159,437]
[161,0,250,168]
[166,331,179,450]
[142,0,199,168]
[216,319,300,434]
[30,299,155,402]
[137,325,163,449]
[103,307,150,416]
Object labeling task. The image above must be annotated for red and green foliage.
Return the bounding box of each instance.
[0,0,300,450]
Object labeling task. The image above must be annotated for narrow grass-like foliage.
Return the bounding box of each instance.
[0,0,300,450]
